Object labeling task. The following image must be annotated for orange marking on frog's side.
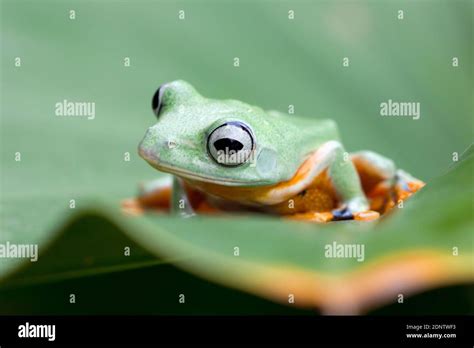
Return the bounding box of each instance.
[185,149,324,206]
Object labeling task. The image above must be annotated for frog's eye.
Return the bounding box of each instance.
[207,122,255,166]
[151,85,165,117]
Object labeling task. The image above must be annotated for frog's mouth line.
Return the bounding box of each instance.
[139,145,277,186]
[149,162,274,187]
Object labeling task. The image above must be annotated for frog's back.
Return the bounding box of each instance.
[266,110,340,152]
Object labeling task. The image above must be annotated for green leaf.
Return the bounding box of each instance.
[1,148,472,314]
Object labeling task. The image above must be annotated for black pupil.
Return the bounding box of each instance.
[152,86,162,116]
[213,138,243,152]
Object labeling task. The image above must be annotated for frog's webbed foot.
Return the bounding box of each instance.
[331,207,380,222]
[286,209,379,223]
[121,176,172,216]
[351,151,425,213]
[287,211,334,223]
[331,196,379,222]
[394,170,425,201]
[122,176,209,217]
[331,207,353,221]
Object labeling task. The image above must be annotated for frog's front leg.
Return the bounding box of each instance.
[323,141,378,221]
[265,141,379,222]
[122,176,202,216]
[170,177,195,217]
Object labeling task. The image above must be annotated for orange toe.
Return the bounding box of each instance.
[354,210,380,221]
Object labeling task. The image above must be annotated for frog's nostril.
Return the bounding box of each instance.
[213,138,244,153]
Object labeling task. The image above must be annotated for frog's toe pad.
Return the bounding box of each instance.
[395,179,425,202]
[286,212,333,223]
[353,210,380,221]
[331,208,353,221]
[395,170,425,192]
[331,208,380,222]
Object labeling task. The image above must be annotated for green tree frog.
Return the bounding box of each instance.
[123,80,424,222]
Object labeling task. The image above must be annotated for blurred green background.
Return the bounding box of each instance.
[0,0,472,314]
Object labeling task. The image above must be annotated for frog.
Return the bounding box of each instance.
[123,80,424,222]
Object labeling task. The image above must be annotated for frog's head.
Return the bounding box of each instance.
[139,80,297,187]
